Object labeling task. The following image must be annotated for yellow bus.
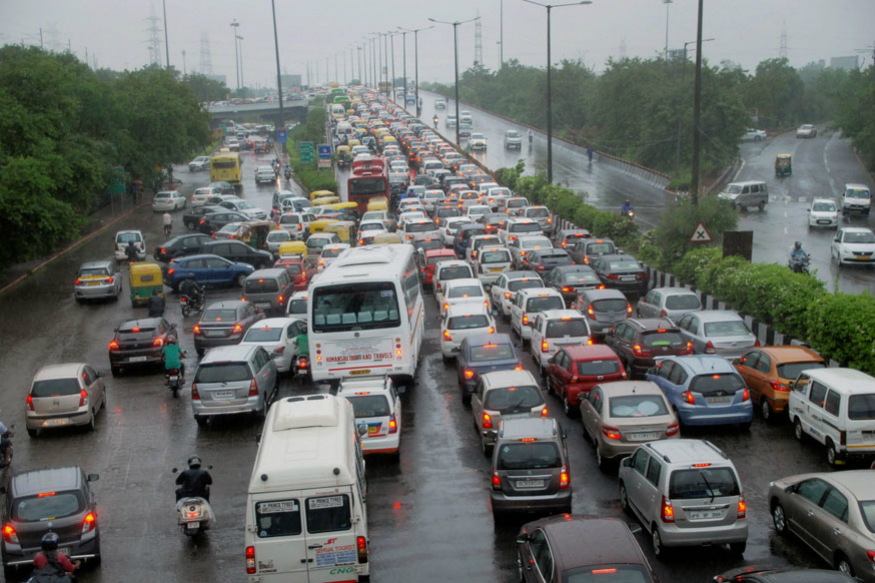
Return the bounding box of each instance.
[210,152,242,186]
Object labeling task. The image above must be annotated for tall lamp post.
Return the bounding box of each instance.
[663,0,672,58]
[690,0,704,205]
[675,37,714,176]
[236,35,244,90]
[270,0,284,142]
[398,25,434,116]
[388,32,399,102]
[521,0,591,185]
[230,19,240,90]
[162,0,170,69]
[428,17,479,145]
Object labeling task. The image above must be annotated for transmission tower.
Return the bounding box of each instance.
[619,38,627,60]
[474,10,483,66]
[146,4,163,66]
[199,33,213,74]
[779,21,788,60]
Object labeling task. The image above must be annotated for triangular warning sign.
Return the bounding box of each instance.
[690,221,713,243]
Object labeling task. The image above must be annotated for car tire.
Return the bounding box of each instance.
[194,415,207,428]
[235,273,247,287]
[88,410,97,432]
[619,482,632,516]
[729,542,746,556]
[27,429,37,438]
[836,553,855,577]
[651,526,667,558]
[758,201,766,211]
[4,565,17,580]
[826,439,839,467]
[771,501,787,535]
[761,398,774,423]
[196,348,205,358]
[794,418,806,443]
[545,376,554,395]
[563,394,576,418]
[481,436,492,458]
[596,443,610,472]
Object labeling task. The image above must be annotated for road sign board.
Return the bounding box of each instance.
[318,144,332,158]
[215,127,224,138]
[108,166,125,195]
[690,221,713,243]
[299,141,315,163]
[277,129,287,143]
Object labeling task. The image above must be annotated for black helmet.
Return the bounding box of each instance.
[794,241,802,250]
[188,456,202,469]
[625,199,631,204]
[41,532,59,551]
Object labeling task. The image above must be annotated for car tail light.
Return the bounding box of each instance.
[626,303,633,314]
[487,326,495,334]
[666,423,680,436]
[515,362,524,371]
[357,536,368,564]
[193,325,201,335]
[682,391,695,404]
[492,471,501,490]
[2,524,19,544]
[109,340,119,350]
[246,546,256,574]
[191,383,200,400]
[561,286,572,292]
[540,407,548,417]
[74,279,82,285]
[632,344,649,357]
[737,494,747,519]
[248,378,258,397]
[680,342,693,355]
[443,302,449,311]
[106,277,114,284]
[660,309,667,317]
[26,394,33,411]
[742,388,750,401]
[232,324,243,334]
[586,306,596,320]
[388,414,398,433]
[79,389,88,407]
[661,496,675,523]
[704,340,716,354]
[482,412,493,429]
[602,426,621,440]
[606,273,620,280]
[541,341,549,353]
[464,369,474,380]
[770,381,789,392]
[522,314,529,325]
[167,268,175,276]
[754,338,761,347]
[504,292,511,299]
[559,467,570,489]
[443,330,452,341]
[153,337,164,347]
[81,512,96,534]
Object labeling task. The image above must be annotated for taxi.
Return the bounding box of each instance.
[336,376,403,459]
[74,260,122,303]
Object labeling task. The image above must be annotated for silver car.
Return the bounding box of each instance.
[26,363,107,436]
[191,344,278,425]
[676,310,757,359]
[636,287,702,323]
[769,470,875,580]
[74,261,121,302]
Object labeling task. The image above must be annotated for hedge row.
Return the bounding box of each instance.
[284,106,337,194]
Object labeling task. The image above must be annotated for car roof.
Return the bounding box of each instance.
[802,367,875,393]
[79,260,113,270]
[481,369,538,387]
[538,309,584,321]
[466,332,512,347]
[821,469,875,496]
[246,268,287,279]
[203,300,247,310]
[446,303,490,318]
[200,344,259,363]
[33,363,85,380]
[445,278,483,288]
[499,417,557,440]
[601,380,664,398]
[645,438,729,465]
[118,318,163,329]
[753,346,824,362]
[840,227,874,234]
[581,288,627,300]
[694,310,743,322]
[518,287,561,298]
[251,317,297,328]
[564,344,619,360]
[11,467,84,497]
[506,271,542,281]
[650,286,697,295]
[541,517,644,569]
[667,355,736,375]
[628,318,677,331]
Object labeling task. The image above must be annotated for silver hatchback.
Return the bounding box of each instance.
[676,310,757,359]
[191,345,278,426]
[26,363,107,437]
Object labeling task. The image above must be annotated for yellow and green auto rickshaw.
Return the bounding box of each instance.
[309,189,336,202]
[277,240,307,259]
[323,220,357,245]
[309,218,339,234]
[311,196,342,207]
[367,197,389,213]
[336,145,351,170]
[775,153,792,177]
[130,262,164,307]
[235,220,277,251]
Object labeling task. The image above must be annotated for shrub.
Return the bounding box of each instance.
[806,293,875,370]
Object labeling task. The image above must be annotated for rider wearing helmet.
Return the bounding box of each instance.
[33,532,79,575]
[175,456,213,502]
[162,336,185,381]
[0,413,13,467]
[621,199,634,214]
[789,240,808,268]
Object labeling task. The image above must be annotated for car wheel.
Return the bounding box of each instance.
[257,396,268,420]
[619,482,632,515]
[836,554,854,577]
[481,436,492,458]
[772,501,787,534]
[826,439,839,467]
[758,201,766,211]
[596,443,609,471]
[761,398,773,423]
[194,415,208,428]
[235,273,247,287]
[794,418,806,442]
[545,376,554,395]
[651,527,666,558]
[563,394,576,418]
[442,354,451,365]
[196,348,205,358]
[110,366,120,378]
[729,541,746,555]
[88,410,97,432]
[27,429,37,438]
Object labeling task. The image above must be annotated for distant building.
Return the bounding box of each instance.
[280,74,302,90]
[830,56,860,71]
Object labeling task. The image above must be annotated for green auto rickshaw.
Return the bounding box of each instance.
[130,262,164,307]
[775,153,792,177]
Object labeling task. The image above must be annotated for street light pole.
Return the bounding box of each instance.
[429,18,478,145]
[500,0,504,68]
[389,33,397,102]
[162,0,170,69]
[398,26,433,116]
[230,19,240,90]
[663,0,672,59]
[690,0,704,205]
[675,37,713,177]
[522,0,591,185]
[237,35,244,89]
[400,32,408,105]
[270,0,284,141]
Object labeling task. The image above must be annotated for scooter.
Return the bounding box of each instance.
[789,253,810,274]
[171,466,214,537]
[295,354,310,384]
[180,292,205,317]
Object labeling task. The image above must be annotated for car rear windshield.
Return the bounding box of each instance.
[481,251,511,264]
[563,565,652,583]
[279,215,301,225]
[562,272,599,284]
[607,259,641,271]
[244,327,282,342]
[289,299,306,314]
[245,279,280,294]
[31,378,80,398]
[449,285,483,299]
[546,320,589,338]
[527,208,549,218]
[861,501,875,534]
[703,321,750,337]
[689,373,745,395]
[346,395,391,418]
[194,363,252,383]
[484,386,543,412]
[776,361,826,379]
[470,343,514,362]
[496,442,562,470]
[585,242,615,255]
[508,200,527,208]
[439,266,472,280]
[322,248,344,259]
[510,223,541,233]
[577,359,621,376]
[521,239,551,250]
[407,222,434,233]
[116,232,141,243]
[610,395,669,418]
[641,331,685,348]
[526,296,564,312]
[449,315,490,330]
[12,491,86,522]
[848,394,875,421]
[255,499,302,538]
[78,267,111,277]
[118,326,156,338]
[669,468,740,499]
[592,298,628,312]
[665,294,701,310]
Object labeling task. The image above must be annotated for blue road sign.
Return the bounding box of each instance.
[277,129,287,143]
[317,144,332,158]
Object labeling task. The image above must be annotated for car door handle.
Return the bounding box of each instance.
[808,510,815,517]
[833,528,842,536]
[308,544,322,549]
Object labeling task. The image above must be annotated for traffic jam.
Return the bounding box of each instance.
[4,84,874,583]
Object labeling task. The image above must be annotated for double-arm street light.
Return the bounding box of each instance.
[397,25,434,116]
[428,17,479,146]
[522,0,592,185]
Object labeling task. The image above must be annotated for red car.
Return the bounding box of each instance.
[273,257,308,291]
[421,249,458,289]
[544,345,627,417]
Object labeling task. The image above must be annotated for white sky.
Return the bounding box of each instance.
[2,0,873,88]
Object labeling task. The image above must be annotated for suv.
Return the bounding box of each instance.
[490,418,571,518]
[26,363,107,437]
[202,240,273,270]
[618,439,748,557]
[529,309,592,373]
[336,376,403,459]
[193,300,264,356]
[191,344,278,425]
[242,268,294,316]
[0,467,101,575]
[114,230,145,261]
[471,370,546,456]
[522,248,572,273]
[510,288,565,344]
[108,317,177,376]
[604,318,692,378]
[189,156,210,171]
[571,288,631,338]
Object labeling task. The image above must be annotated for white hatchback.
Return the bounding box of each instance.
[239,317,307,374]
[831,227,875,266]
[337,376,403,458]
[808,198,839,229]
[440,277,489,318]
[441,304,495,360]
[152,190,186,212]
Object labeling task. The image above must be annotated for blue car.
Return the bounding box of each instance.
[456,333,522,404]
[164,253,255,291]
[646,355,753,430]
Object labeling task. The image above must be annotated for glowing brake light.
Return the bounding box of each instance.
[770,381,789,392]
[704,340,716,354]
[661,495,675,523]
[153,337,164,347]
[492,470,502,490]
[632,344,649,357]
[81,512,97,534]
[109,340,119,350]
[388,414,398,434]
[2,524,19,544]
[357,536,368,563]
[692,463,712,468]
[246,546,256,574]
[559,467,570,489]
[742,387,750,401]
[79,389,88,407]
[682,391,695,404]
[26,394,33,411]
[193,325,201,335]
[601,426,621,440]
[680,342,693,355]
[464,369,474,379]
[482,412,493,429]
[232,324,243,334]
[541,341,549,353]
[737,494,747,518]
[540,407,548,417]
[443,330,452,341]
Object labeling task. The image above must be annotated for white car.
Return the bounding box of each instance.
[472,246,514,286]
[114,230,146,260]
[807,198,839,229]
[219,199,268,220]
[265,229,292,255]
[152,190,186,212]
[440,304,495,360]
[357,220,388,243]
[490,271,543,320]
[318,243,351,271]
[742,128,766,142]
[831,227,875,267]
[529,309,592,372]
[255,165,277,184]
[239,317,307,373]
[190,187,215,207]
[796,124,817,139]
[228,139,241,151]
[336,375,403,458]
[466,205,492,222]
[469,133,487,150]
[439,278,489,318]
[435,97,447,109]
[188,156,211,171]
[400,218,441,244]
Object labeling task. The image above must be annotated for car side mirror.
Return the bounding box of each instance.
[515,534,530,545]
[784,484,797,494]
[358,425,368,436]
[621,457,632,468]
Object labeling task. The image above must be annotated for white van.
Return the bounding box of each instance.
[788,368,875,467]
[717,180,769,211]
[841,183,871,218]
[244,394,369,583]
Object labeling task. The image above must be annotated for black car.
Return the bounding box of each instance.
[543,265,603,306]
[522,248,573,273]
[442,176,468,193]
[108,317,178,376]
[182,205,222,230]
[208,181,236,195]
[202,240,273,269]
[713,567,857,583]
[590,253,649,297]
[198,210,249,234]
[480,214,507,236]
[1,467,101,576]
[603,318,691,378]
[154,233,212,262]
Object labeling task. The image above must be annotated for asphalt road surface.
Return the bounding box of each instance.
[0,146,864,583]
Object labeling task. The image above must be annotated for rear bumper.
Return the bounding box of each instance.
[194,334,243,350]
[192,395,261,417]
[362,433,400,454]
[490,489,571,513]
[677,403,753,426]
[109,349,164,367]
[75,284,118,298]
[26,409,92,430]
[658,521,747,547]
[3,532,100,567]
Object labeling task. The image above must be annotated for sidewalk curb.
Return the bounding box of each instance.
[0,206,138,297]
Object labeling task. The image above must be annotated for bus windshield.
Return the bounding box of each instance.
[349,177,386,196]
[311,281,401,332]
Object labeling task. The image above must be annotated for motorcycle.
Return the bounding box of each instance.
[164,222,172,237]
[165,368,182,398]
[789,253,810,274]
[284,167,291,181]
[620,208,635,220]
[180,292,204,317]
[171,466,214,537]
[295,354,310,384]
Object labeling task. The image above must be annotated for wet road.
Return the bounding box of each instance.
[0,142,858,582]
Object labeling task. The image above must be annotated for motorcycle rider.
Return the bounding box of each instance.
[147,289,165,318]
[163,211,173,237]
[433,114,439,127]
[32,532,79,578]
[162,336,185,381]
[178,278,204,311]
[125,240,140,263]
[621,199,634,216]
[0,416,13,467]
[175,456,212,502]
[528,128,534,143]
[789,241,809,271]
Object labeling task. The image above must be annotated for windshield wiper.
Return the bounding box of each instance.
[699,471,716,503]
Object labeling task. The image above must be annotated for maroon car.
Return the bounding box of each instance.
[544,345,627,417]
[603,318,693,379]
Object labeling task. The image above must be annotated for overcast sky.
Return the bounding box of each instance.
[2,0,874,88]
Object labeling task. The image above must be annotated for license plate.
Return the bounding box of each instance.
[858,255,871,260]
[628,432,661,441]
[186,522,200,530]
[255,302,272,308]
[516,480,545,489]
[129,356,148,362]
[87,281,102,286]
[168,375,179,382]
[350,369,371,376]
[817,220,831,225]
[503,413,529,421]
[213,391,235,400]
[203,330,226,337]
[44,418,69,427]
[621,276,636,282]
[708,396,731,404]
[490,268,504,272]
[690,511,722,520]
[57,548,70,556]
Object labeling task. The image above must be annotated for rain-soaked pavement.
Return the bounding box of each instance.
[0,144,865,583]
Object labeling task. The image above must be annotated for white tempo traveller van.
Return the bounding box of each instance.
[245,394,369,583]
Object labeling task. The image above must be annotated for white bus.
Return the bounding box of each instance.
[308,245,424,388]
